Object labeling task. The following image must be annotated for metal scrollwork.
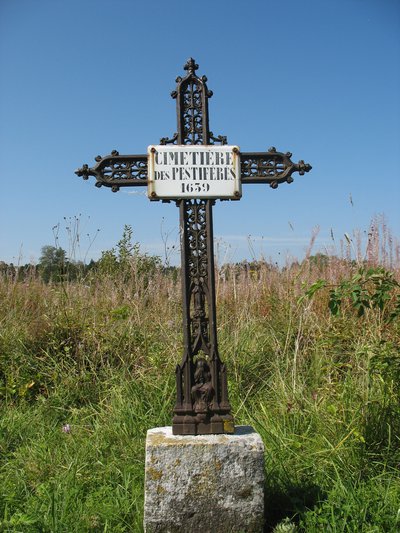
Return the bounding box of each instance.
[240,148,312,188]
[171,60,234,435]
[183,78,204,145]
[75,152,148,192]
[173,61,208,145]
[185,200,210,355]
[174,197,233,435]
[159,133,178,146]
[209,132,228,145]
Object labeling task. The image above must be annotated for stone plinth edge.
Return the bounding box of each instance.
[144,425,265,533]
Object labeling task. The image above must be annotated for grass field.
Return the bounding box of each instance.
[1,223,399,532]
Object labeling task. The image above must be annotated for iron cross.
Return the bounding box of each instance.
[76,58,311,436]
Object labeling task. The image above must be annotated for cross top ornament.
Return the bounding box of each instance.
[184,57,198,73]
[76,58,312,435]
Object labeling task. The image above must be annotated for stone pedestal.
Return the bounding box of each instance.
[144,426,265,533]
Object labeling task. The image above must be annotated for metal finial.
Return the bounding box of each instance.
[184,57,198,74]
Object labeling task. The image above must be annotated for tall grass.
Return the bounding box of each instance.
[1,219,399,532]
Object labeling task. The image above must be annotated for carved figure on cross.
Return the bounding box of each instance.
[76,58,311,436]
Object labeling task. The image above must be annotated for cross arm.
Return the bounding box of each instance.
[240,147,312,189]
[75,147,311,193]
[75,150,148,192]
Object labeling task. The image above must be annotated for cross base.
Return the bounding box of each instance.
[172,413,234,436]
[144,426,265,533]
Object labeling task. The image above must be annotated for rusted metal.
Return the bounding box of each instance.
[240,149,312,188]
[161,59,234,434]
[75,58,312,435]
[75,152,148,192]
[172,198,234,435]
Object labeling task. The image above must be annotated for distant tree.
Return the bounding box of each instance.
[0,262,37,281]
[16,263,37,281]
[0,261,8,274]
[38,245,67,282]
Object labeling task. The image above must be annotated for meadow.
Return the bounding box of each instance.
[1,220,399,532]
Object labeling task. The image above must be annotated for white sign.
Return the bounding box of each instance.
[147,145,241,200]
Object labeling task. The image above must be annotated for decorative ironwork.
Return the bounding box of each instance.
[160,133,178,146]
[173,58,210,145]
[186,200,209,353]
[174,197,233,435]
[75,151,147,192]
[240,147,312,188]
[209,132,228,145]
[170,60,233,434]
[75,58,312,436]
[75,147,312,193]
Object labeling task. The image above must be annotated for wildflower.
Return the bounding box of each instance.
[62,423,71,433]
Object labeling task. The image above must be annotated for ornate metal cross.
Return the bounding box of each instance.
[76,58,311,436]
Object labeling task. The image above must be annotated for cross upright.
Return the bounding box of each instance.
[76,58,311,436]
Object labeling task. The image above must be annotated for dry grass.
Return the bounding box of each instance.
[0,217,399,531]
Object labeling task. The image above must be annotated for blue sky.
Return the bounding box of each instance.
[1,0,399,266]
